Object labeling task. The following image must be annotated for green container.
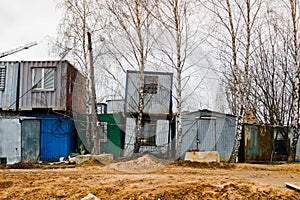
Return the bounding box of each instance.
[97,113,125,159]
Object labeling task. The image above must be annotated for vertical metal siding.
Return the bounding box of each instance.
[243,125,274,162]
[0,62,19,111]
[125,71,173,115]
[21,119,41,162]
[107,100,124,113]
[181,110,236,161]
[19,61,68,110]
[123,117,171,157]
[0,118,21,164]
[23,113,76,161]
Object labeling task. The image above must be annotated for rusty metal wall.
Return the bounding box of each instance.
[0,61,19,111]
[125,70,173,115]
[18,61,68,111]
[181,110,237,161]
[242,125,274,163]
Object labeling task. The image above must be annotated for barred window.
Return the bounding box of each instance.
[144,75,158,94]
[32,68,55,90]
[0,66,6,91]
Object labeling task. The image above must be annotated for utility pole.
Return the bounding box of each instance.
[87,32,100,154]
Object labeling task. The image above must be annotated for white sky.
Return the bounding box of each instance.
[0,0,61,61]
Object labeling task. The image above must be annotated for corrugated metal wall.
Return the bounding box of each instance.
[19,61,68,111]
[23,113,76,161]
[125,71,173,115]
[241,125,274,163]
[124,118,170,157]
[181,110,236,161]
[0,62,19,111]
[21,119,40,162]
[0,117,21,164]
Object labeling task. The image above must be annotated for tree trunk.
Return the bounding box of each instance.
[87,32,100,155]
[288,0,300,162]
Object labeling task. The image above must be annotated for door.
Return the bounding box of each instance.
[21,119,40,162]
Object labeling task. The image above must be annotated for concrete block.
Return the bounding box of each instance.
[184,151,220,163]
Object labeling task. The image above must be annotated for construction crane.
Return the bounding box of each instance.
[0,42,38,58]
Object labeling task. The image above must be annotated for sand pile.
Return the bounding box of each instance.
[108,154,171,173]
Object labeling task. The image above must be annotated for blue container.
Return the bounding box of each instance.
[22,113,76,161]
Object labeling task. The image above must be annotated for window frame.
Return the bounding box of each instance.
[140,119,157,146]
[98,121,108,142]
[31,67,55,91]
[144,75,158,94]
[0,65,6,91]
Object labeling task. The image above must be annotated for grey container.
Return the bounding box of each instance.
[18,60,86,112]
[0,61,19,111]
[181,109,236,161]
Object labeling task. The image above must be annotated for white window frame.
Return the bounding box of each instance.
[32,68,55,91]
[0,65,6,91]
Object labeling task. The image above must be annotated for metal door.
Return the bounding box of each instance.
[21,119,40,162]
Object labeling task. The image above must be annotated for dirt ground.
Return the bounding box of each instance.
[1,155,300,199]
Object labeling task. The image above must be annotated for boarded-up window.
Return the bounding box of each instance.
[144,75,158,94]
[32,68,55,90]
[0,66,6,91]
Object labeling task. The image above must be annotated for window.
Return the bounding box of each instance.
[98,121,108,142]
[140,119,156,146]
[0,66,6,91]
[32,68,55,90]
[144,75,158,94]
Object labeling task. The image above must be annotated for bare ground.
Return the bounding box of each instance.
[1,155,300,199]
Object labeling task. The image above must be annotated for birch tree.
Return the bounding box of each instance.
[202,0,262,162]
[146,0,206,158]
[105,0,157,153]
[52,0,104,154]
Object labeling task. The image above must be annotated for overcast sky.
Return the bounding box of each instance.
[0,0,61,61]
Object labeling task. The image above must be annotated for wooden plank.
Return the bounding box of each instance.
[286,182,300,191]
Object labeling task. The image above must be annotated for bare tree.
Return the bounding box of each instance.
[145,0,207,158]
[288,0,300,161]
[248,4,294,126]
[202,0,262,162]
[52,0,104,154]
[105,0,157,153]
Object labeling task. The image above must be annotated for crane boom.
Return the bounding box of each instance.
[0,42,38,58]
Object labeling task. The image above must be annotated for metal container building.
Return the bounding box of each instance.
[125,70,173,115]
[23,112,77,161]
[239,124,289,163]
[0,61,19,111]
[107,100,124,114]
[124,117,171,157]
[97,113,126,159]
[18,60,86,112]
[0,113,21,164]
[124,70,174,155]
[181,109,236,161]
